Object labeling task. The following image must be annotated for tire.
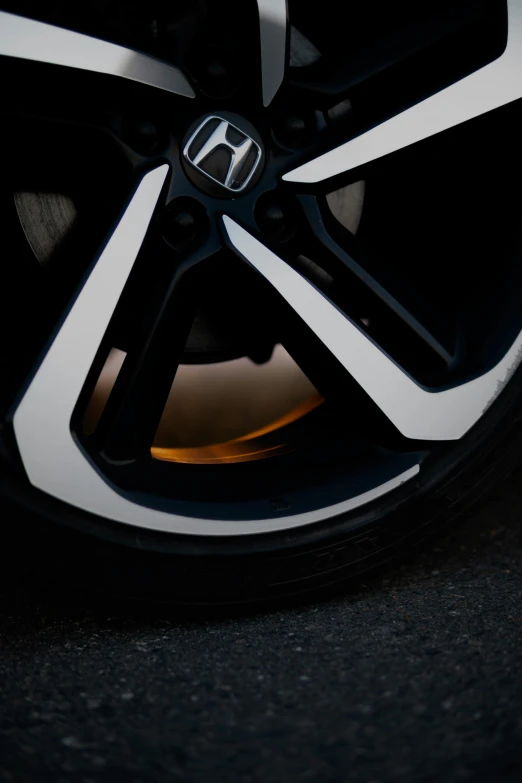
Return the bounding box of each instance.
[1,1,522,604]
[3,353,522,606]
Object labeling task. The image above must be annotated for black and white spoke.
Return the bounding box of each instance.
[0,10,195,97]
[222,218,522,441]
[13,167,169,502]
[256,0,288,106]
[284,0,522,182]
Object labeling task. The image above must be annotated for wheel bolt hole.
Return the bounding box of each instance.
[205,60,228,82]
[255,194,297,243]
[190,46,237,98]
[273,113,315,149]
[171,211,197,242]
[259,204,286,235]
[122,117,164,156]
[162,198,208,251]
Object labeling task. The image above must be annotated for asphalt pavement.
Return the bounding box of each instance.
[1,464,522,783]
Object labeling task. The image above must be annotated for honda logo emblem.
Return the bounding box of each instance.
[183,116,262,192]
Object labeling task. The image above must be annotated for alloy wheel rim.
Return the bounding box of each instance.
[1,1,521,535]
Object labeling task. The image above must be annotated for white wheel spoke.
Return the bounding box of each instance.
[256,0,287,106]
[284,0,522,183]
[0,11,195,98]
[223,216,522,441]
[13,165,169,519]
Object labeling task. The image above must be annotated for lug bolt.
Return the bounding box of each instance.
[283,115,306,138]
[195,48,235,98]
[205,60,227,83]
[255,200,288,240]
[165,209,197,248]
[261,204,285,235]
[162,198,209,251]
[123,117,160,155]
[256,192,298,243]
[275,114,312,149]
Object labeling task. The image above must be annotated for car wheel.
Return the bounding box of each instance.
[1,0,522,603]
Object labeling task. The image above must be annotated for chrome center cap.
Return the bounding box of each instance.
[183,114,263,195]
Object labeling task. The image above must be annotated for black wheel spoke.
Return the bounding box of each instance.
[288,0,491,101]
[96,240,220,464]
[283,1,517,188]
[297,195,459,369]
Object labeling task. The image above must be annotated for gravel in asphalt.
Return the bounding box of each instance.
[1,465,522,783]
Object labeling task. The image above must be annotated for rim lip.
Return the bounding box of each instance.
[7,451,420,536]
